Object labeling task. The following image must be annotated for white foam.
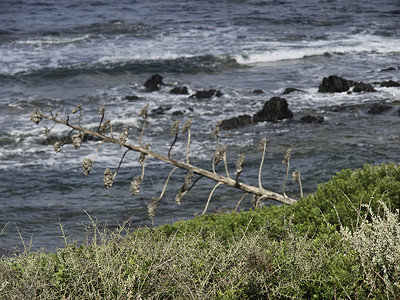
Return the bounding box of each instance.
[15,34,92,46]
[234,34,400,65]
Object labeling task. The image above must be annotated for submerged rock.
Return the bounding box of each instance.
[282,87,304,95]
[300,115,324,124]
[367,103,392,114]
[253,97,293,122]
[352,82,376,93]
[318,75,350,93]
[151,106,172,116]
[143,74,164,91]
[170,86,189,95]
[190,89,223,99]
[380,80,400,87]
[124,95,140,101]
[253,89,264,94]
[220,115,253,130]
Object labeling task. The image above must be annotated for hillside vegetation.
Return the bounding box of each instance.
[1,163,400,299]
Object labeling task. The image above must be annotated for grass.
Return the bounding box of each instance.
[1,162,400,299]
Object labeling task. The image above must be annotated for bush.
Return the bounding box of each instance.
[1,162,400,298]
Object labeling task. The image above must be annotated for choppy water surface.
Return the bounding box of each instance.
[1,0,400,253]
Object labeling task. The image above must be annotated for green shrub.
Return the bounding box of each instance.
[291,162,400,235]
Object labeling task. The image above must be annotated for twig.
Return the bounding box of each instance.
[202,182,223,215]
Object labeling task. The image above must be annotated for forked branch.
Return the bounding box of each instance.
[30,106,297,221]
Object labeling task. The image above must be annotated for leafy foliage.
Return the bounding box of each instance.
[1,162,400,298]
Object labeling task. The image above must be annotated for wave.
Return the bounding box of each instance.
[3,54,238,78]
[15,34,92,46]
[234,34,400,65]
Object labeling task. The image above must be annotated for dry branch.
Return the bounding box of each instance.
[31,107,297,217]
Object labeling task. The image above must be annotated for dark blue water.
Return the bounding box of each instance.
[1,0,400,254]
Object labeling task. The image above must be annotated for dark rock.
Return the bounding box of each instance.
[380,67,397,72]
[282,87,304,95]
[220,115,253,130]
[352,82,376,93]
[318,75,350,93]
[253,89,264,94]
[170,86,189,95]
[300,115,324,124]
[190,89,223,99]
[124,95,140,101]
[367,103,392,114]
[253,97,293,122]
[172,111,184,117]
[380,80,400,87]
[143,74,164,91]
[151,105,172,115]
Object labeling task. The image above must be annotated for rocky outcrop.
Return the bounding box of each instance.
[380,80,400,87]
[318,75,351,93]
[300,115,324,124]
[367,103,392,114]
[150,106,172,116]
[282,87,304,95]
[220,115,253,130]
[352,82,376,93]
[124,95,140,101]
[253,97,293,122]
[253,89,264,94]
[143,74,164,91]
[190,89,223,99]
[170,86,189,95]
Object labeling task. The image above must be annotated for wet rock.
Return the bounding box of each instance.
[151,105,172,115]
[143,74,164,91]
[170,86,189,95]
[124,95,140,101]
[380,67,397,72]
[253,97,293,122]
[352,82,376,93]
[282,87,304,95]
[190,89,223,99]
[367,103,392,114]
[300,115,324,124]
[253,89,264,94]
[380,80,400,87]
[220,115,253,130]
[318,75,350,93]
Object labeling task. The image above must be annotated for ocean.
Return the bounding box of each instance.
[1,0,399,254]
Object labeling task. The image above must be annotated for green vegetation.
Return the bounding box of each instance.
[1,162,400,299]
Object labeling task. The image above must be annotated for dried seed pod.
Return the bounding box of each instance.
[30,109,43,125]
[292,170,301,182]
[130,175,142,195]
[139,143,150,165]
[175,171,194,205]
[98,106,105,116]
[139,104,149,118]
[72,131,84,149]
[182,118,192,133]
[72,103,82,114]
[282,149,292,166]
[214,146,227,165]
[170,120,180,136]
[235,153,245,175]
[98,119,110,135]
[258,138,266,152]
[119,127,129,147]
[82,158,93,176]
[103,168,114,189]
[211,121,221,140]
[54,141,62,153]
[148,197,159,222]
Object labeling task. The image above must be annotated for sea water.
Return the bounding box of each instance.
[1,0,399,253]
